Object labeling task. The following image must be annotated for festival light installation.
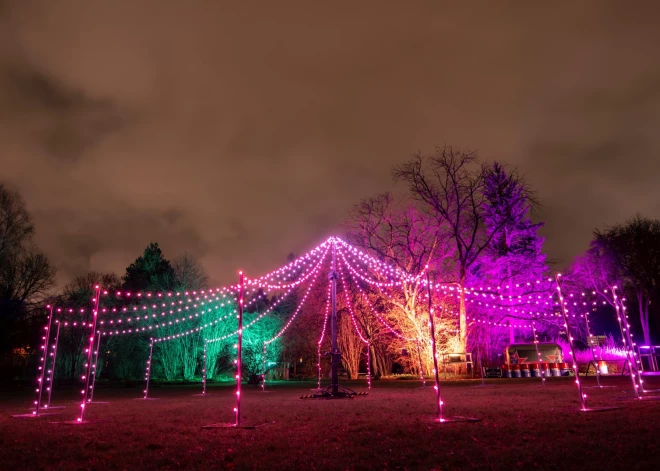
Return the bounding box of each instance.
[555,275,587,411]
[78,285,101,423]
[32,305,54,416]
[143,338,155,399]
[45,320,62,409]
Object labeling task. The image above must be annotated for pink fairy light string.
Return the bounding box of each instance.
[337,259,372,389]
[335,237,426,285]
[264,256,327,346]
[55,289,242,315]
[32,306,53,416]
[246,240,330,287]
[203,256,328,346]
[248,244,330,289]
[337,247,415,341]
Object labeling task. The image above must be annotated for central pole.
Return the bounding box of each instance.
[330,240,339,396]
[235,272,244,426]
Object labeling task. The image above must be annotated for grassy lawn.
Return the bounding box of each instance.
[1,376,659,470]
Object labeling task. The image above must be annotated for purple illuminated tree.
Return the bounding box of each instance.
[394,147,538,350]
[477,163,547,341]
[479,162,546,285]
[594,215,660,345]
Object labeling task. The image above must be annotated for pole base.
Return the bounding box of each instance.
[301,384,367,399]
[12,412,60,418]
[202,421,273,430]
[434,416,480,423]
[616,395,660,401]
[192,393,211,397]
[579,407,622,412]
[135,397,160,400]
[52,419,107,425]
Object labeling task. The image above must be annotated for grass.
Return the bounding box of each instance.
[2,376,660,470]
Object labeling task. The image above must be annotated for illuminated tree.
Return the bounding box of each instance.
[594,215,660,345]
[394,147,537,351]
[122,242,177,292]
[345,192,451,375]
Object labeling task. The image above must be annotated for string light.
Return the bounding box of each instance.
[32,305,54,416]
[337,247,415,340]
[337,259,371,388]
[264,256,326,346]
[78,285,101,423]
[555,275,588,411]
[612,287,641,398]
[143,339,154,399]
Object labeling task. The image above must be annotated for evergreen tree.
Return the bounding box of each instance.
[479,163,547,286]
[122,242,177,292]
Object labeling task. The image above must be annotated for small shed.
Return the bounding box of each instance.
[505,343,563,364]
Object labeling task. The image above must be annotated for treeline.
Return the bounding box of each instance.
[3,145,660,383]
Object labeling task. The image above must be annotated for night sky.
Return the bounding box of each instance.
[1,1,659,287]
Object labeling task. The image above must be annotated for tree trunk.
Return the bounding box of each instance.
[459,287,467,352]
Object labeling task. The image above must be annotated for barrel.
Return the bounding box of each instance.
[529,362,541,377]
[511,364,521,378]
[502,364,511,378]
[551,363,561,377]
[542,362,552,378]
[520,363,531,378]
[559,362,570,376]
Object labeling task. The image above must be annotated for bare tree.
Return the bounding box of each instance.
[337,311,364,380]
[393,146,534,350]
[173,252,209,290]
[0,184,55,314]
[344,192,452,372]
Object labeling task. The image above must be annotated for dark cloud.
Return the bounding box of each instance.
[1,1,659,287]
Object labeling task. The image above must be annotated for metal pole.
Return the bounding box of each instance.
[235,272,244,426]
[88,331,102,402]
[144,338,154,399]
[427,272,444,422]
[202,340,207,395]
[584,312,601,388]
[612,287,640,398]
[46,320,61,408]
[531,322,545,385]
[556,276,587,410]
[78,285,101,423]
[330,241,339,396]
[416,339,426,387]
[34,305,54,416]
